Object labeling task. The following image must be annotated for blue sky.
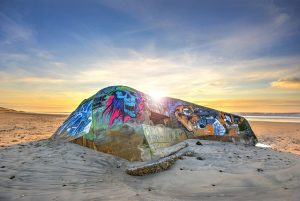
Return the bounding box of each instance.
[0,0,300,112]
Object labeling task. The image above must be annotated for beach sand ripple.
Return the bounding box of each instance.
[0,139,300,201]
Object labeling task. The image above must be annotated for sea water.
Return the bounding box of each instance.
[242,113,300,123]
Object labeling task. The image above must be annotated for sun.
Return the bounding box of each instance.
[148,90,165,102]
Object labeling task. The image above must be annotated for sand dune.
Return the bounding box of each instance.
[0,108,300,200]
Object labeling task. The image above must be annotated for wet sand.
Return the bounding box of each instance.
[1,108,300,200]
[250,121,300,155]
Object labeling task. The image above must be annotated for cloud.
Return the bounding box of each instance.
[101,0,297,58]
[59,49,299,103]
[0,13,34,44]
[212,9,293,56]
[1,43,299,97]
[15,77,65,84]
[274,13,289,27]
[271,78,300,89]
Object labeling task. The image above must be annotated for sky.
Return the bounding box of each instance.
[0,0,300,113]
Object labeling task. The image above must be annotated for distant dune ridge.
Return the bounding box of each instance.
[0,107,17,112]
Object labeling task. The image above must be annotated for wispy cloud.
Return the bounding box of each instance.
[1,45,299,97]
[0,13,34,45]
[101,0,298,58]
[271,78,300,89]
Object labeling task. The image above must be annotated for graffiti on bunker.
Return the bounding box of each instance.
[102,87,144,126]
[174,105,226,135]
[172,104,249,136]
[56,85,252,138]
[53,85,257,161]
[55,99,93,137]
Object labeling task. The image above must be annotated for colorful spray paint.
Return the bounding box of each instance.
[53,85,257,161]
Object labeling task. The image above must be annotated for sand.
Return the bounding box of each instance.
[0,107,67,146]
[250,121,300,155]
[1,108,300,201]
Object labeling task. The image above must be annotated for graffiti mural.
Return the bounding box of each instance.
[102,87,144,126]
[53,85,258,161]
[54,99,93,139]
[174,105,226,136]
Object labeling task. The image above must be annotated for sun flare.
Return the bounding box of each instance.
[148,90,165,101]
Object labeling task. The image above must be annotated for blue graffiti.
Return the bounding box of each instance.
[213,119,226,136]
[56,99,93,137]
[115,89,140,118]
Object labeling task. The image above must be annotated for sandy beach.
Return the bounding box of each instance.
[0,108,67,147]
[250,121,300,155]
[1,108,300,200]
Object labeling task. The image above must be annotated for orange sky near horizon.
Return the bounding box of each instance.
[1,86,299,113]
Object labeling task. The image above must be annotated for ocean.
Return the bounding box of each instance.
[236,113,300,123]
